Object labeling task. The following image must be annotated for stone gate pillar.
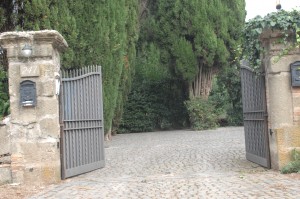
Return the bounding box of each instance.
[0,30,68,185]
[261,30,300,169]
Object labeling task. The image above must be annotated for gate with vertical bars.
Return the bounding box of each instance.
[240,60,270,168]
[60,66,105,179]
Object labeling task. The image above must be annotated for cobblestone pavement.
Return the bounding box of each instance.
[29,127,300,199]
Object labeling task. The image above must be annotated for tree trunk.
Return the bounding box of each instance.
[190,64,215,99]
[139,0,149,21]
[105,127,112,141]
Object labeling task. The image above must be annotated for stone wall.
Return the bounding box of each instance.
[0,30,67,185]
[0,118,10,157]
[0,118,11,185]
[261,30,300,169]
[292,87,300,123]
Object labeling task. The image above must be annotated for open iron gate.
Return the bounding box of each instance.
[60,66,105,179]
[240,61,270,168]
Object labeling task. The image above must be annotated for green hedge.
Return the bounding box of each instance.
[118,78,188,133]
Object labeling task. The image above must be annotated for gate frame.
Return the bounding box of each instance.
[240,61,271,168]
[59,66,105,179]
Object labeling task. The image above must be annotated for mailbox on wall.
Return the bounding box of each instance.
[20,80,36,107]
[291,61,300,87]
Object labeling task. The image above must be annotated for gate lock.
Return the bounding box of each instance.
[291,61,300,87]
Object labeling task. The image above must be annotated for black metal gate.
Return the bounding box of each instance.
[240,61,270,168]
[60,66,105,179]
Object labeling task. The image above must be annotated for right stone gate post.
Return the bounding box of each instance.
[261,29,300,170]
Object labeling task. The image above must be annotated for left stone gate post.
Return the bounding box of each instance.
[0,31,68,185]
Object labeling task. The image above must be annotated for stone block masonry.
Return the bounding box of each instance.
[0,30,68,185]
[0,123,10,158]
[292,87,300,123]
[261,29,300,169]
[0,117,11,185]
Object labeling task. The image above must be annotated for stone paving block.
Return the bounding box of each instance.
[28,127,300,199]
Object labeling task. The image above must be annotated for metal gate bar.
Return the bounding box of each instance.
[60,66,105,179]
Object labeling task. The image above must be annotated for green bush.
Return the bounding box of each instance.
[119,43,189,133]
[0,67,9,118]
[281,149,300,174]
[209,65,243,126]
[226,104,243,126]
[117,83,158,133]
[118,79,188,133]
[185,97,218,131]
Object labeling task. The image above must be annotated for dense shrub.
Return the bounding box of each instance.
[119,42,189,133]
[226,105,243,126]
[281,149,300,174]
[185,97,218,130]
[209,65,243,126]
[118,78,188,133]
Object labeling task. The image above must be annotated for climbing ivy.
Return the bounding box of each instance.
[243,10,300,69]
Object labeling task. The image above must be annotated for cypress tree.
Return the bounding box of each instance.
[5,0,78,66]
[66,0,139,136]
[20,0,51,30]
[0,0,15,32]
[111,0,139,134]
[142,0,246,98]
[48,0,78,67]
[0,0,140,135]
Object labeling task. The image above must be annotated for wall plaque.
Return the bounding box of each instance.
[20,65,40,77]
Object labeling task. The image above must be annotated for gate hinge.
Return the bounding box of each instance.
[269,129,274,136]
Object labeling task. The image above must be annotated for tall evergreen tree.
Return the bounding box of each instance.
[141,0,246,98]
[0,0,139,135]
[60,0,139,136]
[0,0,15,32]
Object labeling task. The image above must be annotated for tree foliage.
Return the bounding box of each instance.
[0,0,139,135]
[0,0,246,133]
[121,0,246,133]
[0,66,9,118]
[145,0,246,98]
[209,65,243,126]
[119,43,188,133]
[173,37,197,82]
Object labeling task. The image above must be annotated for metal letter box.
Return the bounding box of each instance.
[291,61,300,87]
[20,80,36,107]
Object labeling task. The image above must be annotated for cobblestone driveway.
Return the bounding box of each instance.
[29,127,300,199]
